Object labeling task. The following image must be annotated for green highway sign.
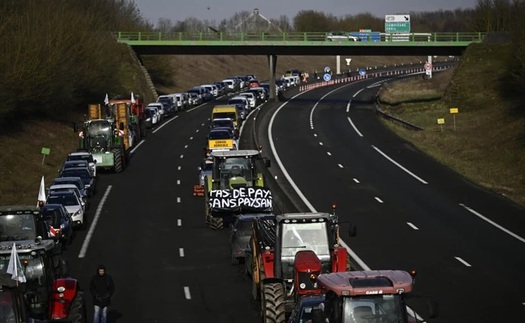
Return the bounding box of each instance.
[385,14,411,33]
[41,147,50,155]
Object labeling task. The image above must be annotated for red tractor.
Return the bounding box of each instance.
[288,270,438,323]
[245,209,355,322]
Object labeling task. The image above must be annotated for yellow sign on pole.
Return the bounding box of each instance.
[450,108,459,114]
[437,118,445,124]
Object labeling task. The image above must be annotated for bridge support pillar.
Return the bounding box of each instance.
[268,54,277,101]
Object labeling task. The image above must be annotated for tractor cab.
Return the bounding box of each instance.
[81,119,115,153]
[209,150,267,190]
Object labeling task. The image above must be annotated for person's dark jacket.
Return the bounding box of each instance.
[89,265,115,307]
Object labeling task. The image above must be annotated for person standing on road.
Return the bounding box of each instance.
[89,265,115,323]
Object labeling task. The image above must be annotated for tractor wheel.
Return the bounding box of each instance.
[113,148,123,173]
[68,291,87,323]
[209,216,223,230]
[261,283,286,323]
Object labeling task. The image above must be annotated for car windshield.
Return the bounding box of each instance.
[61,169,90,180]
[52,179,82,190]
[68,154,93,163]
[209,130,232,140]
[47,194,79,207]
[281,222,329,258]
[0,214,37,241]
[342,295,406,323]
[213,112,236,120]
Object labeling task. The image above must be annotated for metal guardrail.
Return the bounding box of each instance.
[114,32,485,44]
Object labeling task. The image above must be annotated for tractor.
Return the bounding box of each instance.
[288,270,437,323]
[201,149,272,229]
[245,209,355,322]
[78,102,133,173]
[107,94,147,141]
[0,206,86,322]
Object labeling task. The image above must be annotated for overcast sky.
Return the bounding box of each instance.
[132,0,479,26]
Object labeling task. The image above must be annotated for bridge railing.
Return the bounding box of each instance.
[113,32,485,43]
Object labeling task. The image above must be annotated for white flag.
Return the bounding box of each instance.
[37,175,46,207]
[131,92,136,104]
[7,243,26,283]
[104,93,109,105]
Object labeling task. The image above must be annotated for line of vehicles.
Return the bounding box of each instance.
[189,72,437,322]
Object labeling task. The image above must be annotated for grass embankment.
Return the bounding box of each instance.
[378,44,525,207]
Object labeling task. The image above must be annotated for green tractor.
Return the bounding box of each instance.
[78,103,132,173]
[204,149,272,229]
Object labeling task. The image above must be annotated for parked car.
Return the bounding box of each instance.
[187,86,206,102]
[66,151,96,177]
[59,167,96,197]
[198,157,214,187]
[188,92,202,106]
[231,213,275,265]
[146,103,164,122]
[238,92,257,109]
[59,160,94,178]
[41,203,73,244]
[157,95,177,114]
[50,177,88,200]
[46,190,86,229]
[222,79,236,92]
[145,107,158,127]
[48,183,87,207]
[201,84,219,98]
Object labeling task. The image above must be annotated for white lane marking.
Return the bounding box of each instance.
[314,134,318,137]
[319,142,323,146]
[201,123,205,126]
[186,103,206,112]
[269,84,425,321]
[190,136,193,140]
[184,287,192,300]
[375,197,384,203]
[338,164,343,168]
[352,88,365,98]
[180,155,184,159]
[309,86,348,130]
[179,248,185,257]
[152,116,178,134]
[327,152,332,156]
[407,222,419,230]
[130,140,145,154]
[455,257,472,267]
[78,186,112,258]
[177,197,181,203]
[347,117,363,137]
[460,204,525,244]
[178,166,181,171]
[177,219,182,226]
[184,145,188,149]
[372,145,428,184]
[177,180,180,185]
[346,100,352,113]
[195,129,199,133]
[274,175,278,179]
[239,105,261,138]
[353,178,360,183]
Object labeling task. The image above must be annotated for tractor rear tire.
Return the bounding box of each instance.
[68,291,87,323]
[262,283,286,323]
[113,148,123,173]
[209,216,223,230]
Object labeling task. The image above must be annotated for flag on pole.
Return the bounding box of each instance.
[37,175,46,207]
[7,243,26,283]
[104,93,109,105]
[131,92,136,104]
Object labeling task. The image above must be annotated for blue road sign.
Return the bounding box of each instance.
[324,66,331,73]
[359,69,366,76]
[323,73,331,81]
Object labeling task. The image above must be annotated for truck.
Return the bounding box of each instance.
[0,205,86,322]
[245,209,354,322]
[78,102,134,172]
[107,94,147,141]
[288,270,436,323]
[199,149,271,229]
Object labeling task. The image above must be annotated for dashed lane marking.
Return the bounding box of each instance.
[374,197,384,203]
[338,164,343,168]
[179,248,185,257]
[184,287,192,300]
[327,152,332,156]
[177,219,182,226]
[455,257,472,267]
[347,117,363,137]
[372,145,428,184]
[407,222,419,230]
[353,178,360,183]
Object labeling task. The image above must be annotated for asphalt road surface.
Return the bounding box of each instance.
[65,69,525,323]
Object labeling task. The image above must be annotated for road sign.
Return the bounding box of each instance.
[323,73,331,81]
[450,108,459,114]
[385,14,410,33]
[424,62,432,70]
[345,58,352,66]
[359,69,366,76]
[324,66,331,73]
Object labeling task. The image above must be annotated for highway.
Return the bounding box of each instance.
[65,70,525,323]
